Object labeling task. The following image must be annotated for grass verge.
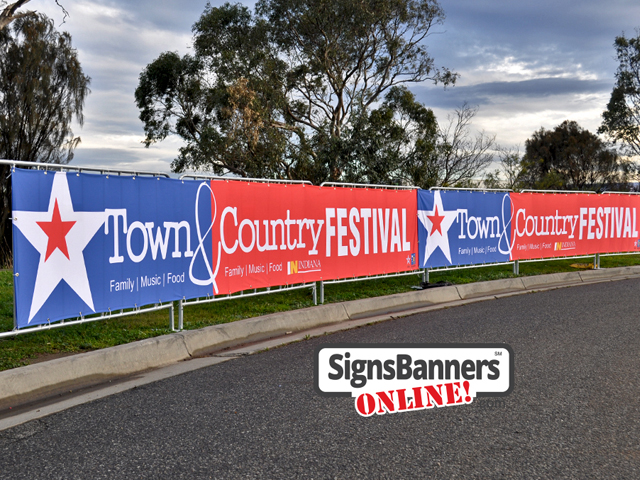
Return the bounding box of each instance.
[1,254,640,372]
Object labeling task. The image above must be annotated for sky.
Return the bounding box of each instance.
[21,0,640,174]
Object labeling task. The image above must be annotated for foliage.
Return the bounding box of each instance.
[136,0,461,185]
[0,1,31,30]
[426,103,495,187]
[519,120,631,192]
[0,13,90,263]
[599,29,640,157]
[0,1,69,30]
[483,146,523,190]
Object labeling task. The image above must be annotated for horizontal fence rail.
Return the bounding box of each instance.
[179,173,313,185]
[0,159,170,177]
[320,181,417,190]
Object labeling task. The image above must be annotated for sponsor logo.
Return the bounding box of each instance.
[287,259,322,275]
[554,241,576,251]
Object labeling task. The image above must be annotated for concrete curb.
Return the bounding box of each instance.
[2,265,640,409]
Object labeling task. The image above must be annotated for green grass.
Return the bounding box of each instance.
[1,253,640,372]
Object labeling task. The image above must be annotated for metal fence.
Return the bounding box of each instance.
[3,162,640,336]
[0,159,175,338]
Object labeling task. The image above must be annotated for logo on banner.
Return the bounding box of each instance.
[417,191,458,264]
[13,173,105,323]
[190,182,220,293]
[418,191,513,268]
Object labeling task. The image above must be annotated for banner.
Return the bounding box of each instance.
[12,169,215,328]
[209,181,418,294]
[510,192,640,259]
[12,169,418,328]
[417,190,512,268]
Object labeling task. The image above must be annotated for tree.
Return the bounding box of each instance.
[483,146,523,190]
[0,1,32,30]
[340,85,437,186]
[0,13,90,264]
[136,0,457,183]
[0,1,68,30]
[599,30,640,157]
[519,121,630,192]
[424,103,495,188]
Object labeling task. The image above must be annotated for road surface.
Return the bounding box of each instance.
[1,278,639,479]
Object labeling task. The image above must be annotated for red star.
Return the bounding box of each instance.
[428,205,445,235]
[37,200,76,261]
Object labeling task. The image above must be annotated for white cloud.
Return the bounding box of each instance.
[15,0,640,174]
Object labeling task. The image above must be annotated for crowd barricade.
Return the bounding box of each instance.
[314,182,421,303]
[417,187,640,279]
[4,162,420,336]
[5,157,640,337]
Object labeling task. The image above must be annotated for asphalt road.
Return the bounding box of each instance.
[1,279,639,479]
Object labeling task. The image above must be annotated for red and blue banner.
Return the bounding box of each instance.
[417,190,512,268]
[11,169,418,328]
[417,190,640,268]
[14,166,640,330]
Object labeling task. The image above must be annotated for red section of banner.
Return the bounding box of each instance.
[209,181,418,295]
[510,192,640,260]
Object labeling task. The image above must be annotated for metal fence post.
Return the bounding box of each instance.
[312,283,317,305]
[12,283,17,331]
[319,281,325,304]
[178,299,184,330]
[513,260,519,275]
[423,268,429,283]
[594,254,600,269]
[170,303,175,331]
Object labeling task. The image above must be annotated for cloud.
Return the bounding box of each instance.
[16,0,640,173]
[416,77,611,109]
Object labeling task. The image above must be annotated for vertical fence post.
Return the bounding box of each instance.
[319,281,325,304]
[312,283,317,305]
[594,254,600,269]
[13,281,17,331]
[423,268,429,284]
[170,303,175,331]
[178,299,184,330]
[513,260,519,275]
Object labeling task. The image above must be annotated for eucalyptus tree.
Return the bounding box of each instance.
[0,1,69,30]
[521,121,630,192]
[599,30,640,158]
[0,13,90,263]
[136,0,457,183]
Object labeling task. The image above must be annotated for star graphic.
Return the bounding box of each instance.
[428,205,445,235]
[13,172,105,323]
[418,191,458,265]
[37,200,76,261]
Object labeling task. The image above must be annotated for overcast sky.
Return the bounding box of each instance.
[25,0,640,173]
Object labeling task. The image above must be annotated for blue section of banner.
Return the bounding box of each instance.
[417,190,512,268]
[12,169,214,328]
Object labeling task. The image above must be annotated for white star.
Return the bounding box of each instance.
[13,172,105,323]
[418,191,458,265]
